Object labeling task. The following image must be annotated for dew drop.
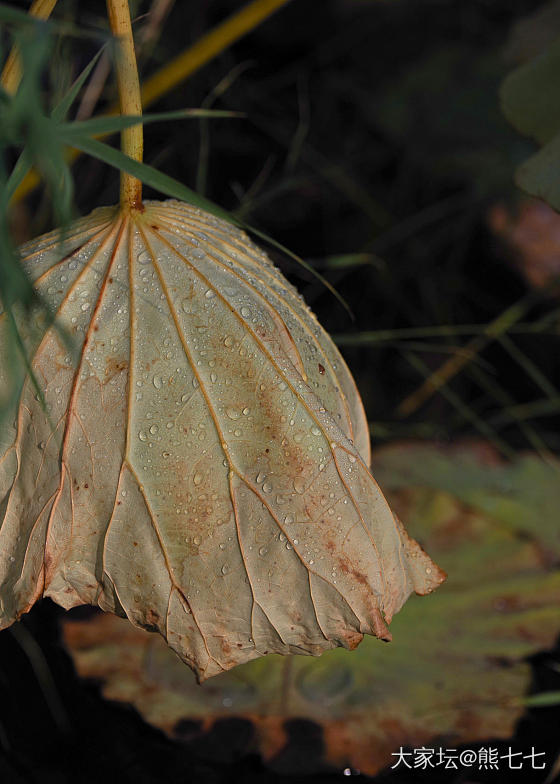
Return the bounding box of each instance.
[149,424,159,435]
[223,336,233,347]
[138,431,148,442]
[221,564,230,575]
[193,535,202,545]
[311,426,321,436]
[293,477,306,494]
[284,513,294,524]
[205,289,215,299]
[153,375,163,389]
[193,472,203,486]
[258,546,268,556]
[137,249,151,264]
[240,306,251,318]
[262,481,273,494]
[226,407,240,420]
[279,533,287,542]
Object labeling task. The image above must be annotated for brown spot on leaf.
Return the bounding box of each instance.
[104,357,128,383]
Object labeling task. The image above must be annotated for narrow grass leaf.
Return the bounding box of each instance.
[51,46,105,123]
[68,135,351,314]
[60,108,242,139]
[401,350,514,459]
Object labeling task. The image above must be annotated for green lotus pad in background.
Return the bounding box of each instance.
[61,442,560,775]
[501,32,560,211]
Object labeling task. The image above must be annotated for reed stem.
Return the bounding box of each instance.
[106,0,143,210]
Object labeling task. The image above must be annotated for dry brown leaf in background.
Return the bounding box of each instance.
[489,198,560,294]
[61,441,560,776]
[0,200,443,681]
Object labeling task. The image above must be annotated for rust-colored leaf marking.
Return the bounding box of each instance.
[0,201,444,680]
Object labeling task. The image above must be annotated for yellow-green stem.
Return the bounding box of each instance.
[0,0,58,95]
[106,0,143,210]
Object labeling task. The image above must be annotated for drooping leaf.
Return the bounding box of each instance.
[61,441,560,774]
[0,201,443,681]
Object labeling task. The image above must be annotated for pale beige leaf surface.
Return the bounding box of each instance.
[0,200,444,680]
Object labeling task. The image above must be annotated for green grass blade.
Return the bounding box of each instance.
[51,47,105,123]
[516,691,560,708]
[68,135,352,314]
[498,333,560,402]
[59,108,242,139]
[5,148,32,202]
[401,350,515,459]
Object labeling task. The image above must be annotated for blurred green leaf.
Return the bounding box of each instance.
[500,37,560,145]
[0,2,47,25]
[500,35,560,210]
[515,135,560,211]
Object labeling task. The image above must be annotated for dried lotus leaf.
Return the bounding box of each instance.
[0,200,444,680]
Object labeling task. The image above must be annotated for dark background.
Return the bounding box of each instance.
[1,0,559,781]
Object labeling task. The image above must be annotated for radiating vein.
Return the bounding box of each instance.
[143,222,394,595]
[152,211,357,443]
[124,459,221,672]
